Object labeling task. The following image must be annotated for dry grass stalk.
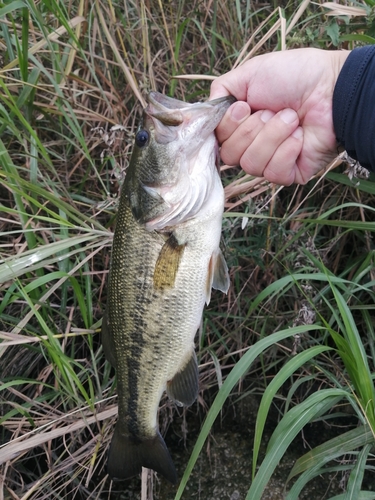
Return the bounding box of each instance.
[0,406,117,465]
[322,2,369,17]
[1,242,109,357]
[1,16,86,72]
[286,0,312,35]
[95,3,146,107]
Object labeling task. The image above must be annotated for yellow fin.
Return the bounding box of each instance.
[206,249,230,304]
[153,234,185,290]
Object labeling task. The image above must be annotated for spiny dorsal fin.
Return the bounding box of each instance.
[153,234,185,290]
[205,248,230,304]
[167,350,198,407]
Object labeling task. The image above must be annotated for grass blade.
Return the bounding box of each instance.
[174,324,325,499]
[247,390,347,500]
[252,345,331,478]
[287,425,373,480]
[344,444,373,500]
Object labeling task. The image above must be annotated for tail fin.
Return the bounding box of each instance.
[107,425,177,484]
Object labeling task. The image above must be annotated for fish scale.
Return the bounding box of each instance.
[102,91,235,483]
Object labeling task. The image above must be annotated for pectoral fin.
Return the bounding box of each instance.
[167,350,199,407]
[153,234,185,290]
[205,249,230,304]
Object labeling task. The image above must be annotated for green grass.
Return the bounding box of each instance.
[1,0,375,499]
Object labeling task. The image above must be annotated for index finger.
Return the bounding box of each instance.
[215,101,251,144]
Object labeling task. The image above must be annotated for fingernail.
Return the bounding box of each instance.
[280,108,298,124]
[261,110,274,123]
[230,102,249,121]
[292,127,303,139]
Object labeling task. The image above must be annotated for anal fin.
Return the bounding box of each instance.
[167,350,198,407]
[107,425,177,484]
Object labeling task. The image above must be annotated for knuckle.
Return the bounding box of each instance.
[239,151,263,176]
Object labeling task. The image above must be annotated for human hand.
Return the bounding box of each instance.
[210,48,350,185]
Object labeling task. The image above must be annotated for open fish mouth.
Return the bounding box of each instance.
[147,91,235,111]
[144,91,236,140]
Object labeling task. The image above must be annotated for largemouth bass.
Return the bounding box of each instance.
[102,91,235,483]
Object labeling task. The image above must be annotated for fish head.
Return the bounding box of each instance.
[126,91,235,230]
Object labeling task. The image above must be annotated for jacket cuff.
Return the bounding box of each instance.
[333,45,375,172]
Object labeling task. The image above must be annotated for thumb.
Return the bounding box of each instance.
[209,69,250,102]
[209,78,231,100]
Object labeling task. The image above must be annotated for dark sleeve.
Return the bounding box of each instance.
[332,45,375,172]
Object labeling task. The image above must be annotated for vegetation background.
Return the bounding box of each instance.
[1,0,375,498]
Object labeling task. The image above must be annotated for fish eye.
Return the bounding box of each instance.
[135,129,149,148]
